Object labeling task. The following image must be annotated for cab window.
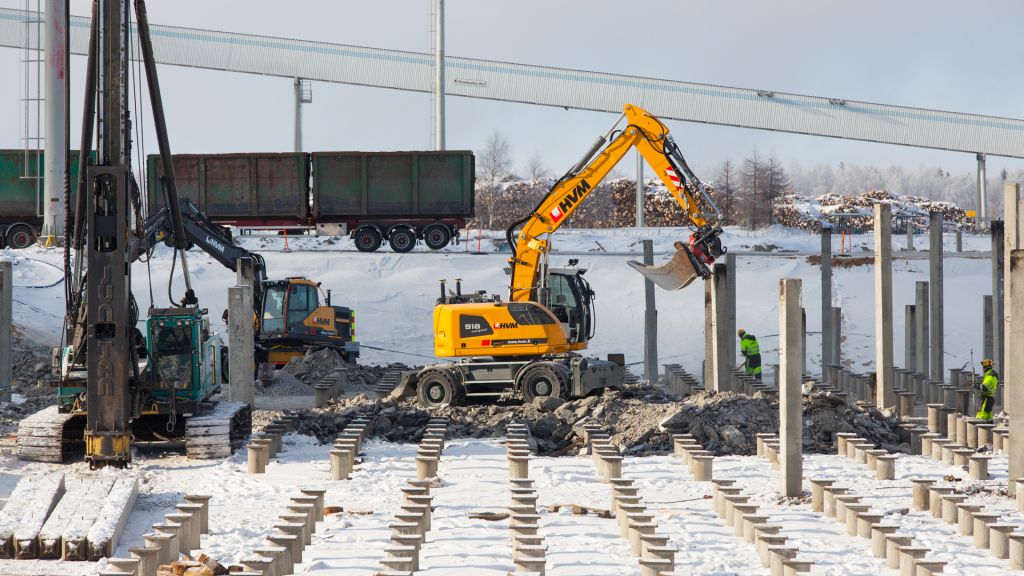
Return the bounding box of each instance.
[287,284,318,333]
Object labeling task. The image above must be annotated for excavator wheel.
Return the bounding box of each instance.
[416,369,461,408]
[520,363,569,404]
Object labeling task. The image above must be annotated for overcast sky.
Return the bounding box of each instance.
[1,0,1023,181]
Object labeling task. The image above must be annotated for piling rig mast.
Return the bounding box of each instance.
[67,0,197,468]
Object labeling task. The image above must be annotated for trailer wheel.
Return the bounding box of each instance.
[6,224,36,249]
[520,363,568,403]
[422,224,451,250]
[416,369,459,407]
[388,227,416,253]
[353,227,383,252]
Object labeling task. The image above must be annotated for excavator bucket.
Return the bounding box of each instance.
[627,242,708,291]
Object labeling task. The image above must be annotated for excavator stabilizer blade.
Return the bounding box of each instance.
[627,244,706,291]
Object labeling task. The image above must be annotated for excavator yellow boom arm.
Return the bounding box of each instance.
[507,104,725,302]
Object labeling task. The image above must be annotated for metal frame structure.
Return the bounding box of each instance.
[2,6,1023,159]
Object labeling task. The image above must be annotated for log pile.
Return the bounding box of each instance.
[773,190,967,232]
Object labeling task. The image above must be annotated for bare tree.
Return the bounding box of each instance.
[524,152,547,181]
[476,131,513,228]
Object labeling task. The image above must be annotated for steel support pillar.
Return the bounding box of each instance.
[821,229,832,383]
[642,240,658,383]
[433,0,445,150]
[929,212,944,381]
[635,150,643,228]
[41,0,67,243]
[977,153,987,225]
[704,279,712,387]
[0,261,10,402]
[228,285,255,405]
[710,263,730,392]
[874,203,895,409]
[779,278,803,497]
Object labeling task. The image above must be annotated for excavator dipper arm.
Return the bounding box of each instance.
[507,104,725,302]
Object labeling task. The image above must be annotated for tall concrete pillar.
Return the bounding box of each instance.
[992,221,1005,379]
[704,280,713,387]
[906,223,915,251]
[237,257,256,290]
[983,295,993,363]
[831,306,842,368]
[977,153,988,224]
[642,240,658,383]
[914,281,929,375]
[821,229,833,383]
[874,203,895,409]
[905,305,916,372]
[726,252,737,366]
[228,285,255,405]
[779,278,803,497]
[1005,184,1021,414]
[710,263,730,392]
[929,212,944,382]
[1007,249,1024,496]
[0,261,11,402]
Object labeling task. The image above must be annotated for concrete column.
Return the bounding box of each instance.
[1008,249,1024,496]
[821,229,833,382]
[228,285,255,405]
[726,252,737,366]
[992,221,1005,382]
[983,295,993,362]
[915,281,929,375]
[1006,183,1021,414]
[710,263,730,392]
[874,203,895,409]
[779,278,803,498]
[905,305,916,374]
[237,256,256,290]
[831,306,842,368]
[929,212,944,381]
[956,230,963,253]
[0,262,10,402]
[906,221,915,251]
[704,280,713,387]
[642,240,658,383]
[42,0,67,242]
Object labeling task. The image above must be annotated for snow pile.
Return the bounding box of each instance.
[773,189,967,232]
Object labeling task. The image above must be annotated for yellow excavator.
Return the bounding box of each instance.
[403,104,725,407]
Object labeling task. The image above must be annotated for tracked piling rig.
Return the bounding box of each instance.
[17,0,250,468]
[400,104,726,407]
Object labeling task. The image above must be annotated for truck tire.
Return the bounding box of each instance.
[416,369,460,407]
[422,224,451,250]
[6,224,36,249]
[353,227,383,252]
[520,363,569,403]
[388,227,416,253]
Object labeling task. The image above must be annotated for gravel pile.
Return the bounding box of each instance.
[291,384,905,457]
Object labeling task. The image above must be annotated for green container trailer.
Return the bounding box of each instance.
[145,150,475,252]
[147,153,309,224]
[0,149,88,248]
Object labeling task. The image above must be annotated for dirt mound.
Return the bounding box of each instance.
[281,348,413,392]
[293,385,905,457]
[660,391,904,455]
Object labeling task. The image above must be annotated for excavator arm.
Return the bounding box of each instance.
[135,197,268,310]
[506,103,726,302]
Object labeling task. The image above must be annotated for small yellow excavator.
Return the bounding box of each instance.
[403,104,725,407]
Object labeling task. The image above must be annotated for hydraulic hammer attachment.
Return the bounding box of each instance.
[627,226,726,291]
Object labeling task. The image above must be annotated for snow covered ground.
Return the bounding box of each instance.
[0,434,1017,575]
[2,226,996,374]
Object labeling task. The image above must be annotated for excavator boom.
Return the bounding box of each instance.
[507,104,725,303]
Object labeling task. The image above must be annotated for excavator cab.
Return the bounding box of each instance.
[542,268,595,344]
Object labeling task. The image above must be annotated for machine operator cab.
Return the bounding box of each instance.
[539,267,595,345]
